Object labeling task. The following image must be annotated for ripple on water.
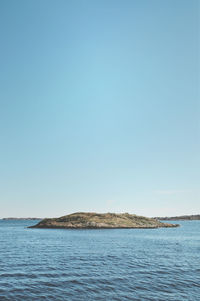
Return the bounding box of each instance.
[0,221,200,300]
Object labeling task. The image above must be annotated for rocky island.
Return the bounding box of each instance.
[29,212,179,229]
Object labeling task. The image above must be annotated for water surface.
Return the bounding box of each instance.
[0,220,199,300]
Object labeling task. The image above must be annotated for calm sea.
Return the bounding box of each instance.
[0,220,199,300]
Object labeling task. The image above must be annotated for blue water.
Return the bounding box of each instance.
[0,220,199,300]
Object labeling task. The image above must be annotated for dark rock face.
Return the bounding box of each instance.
[29,212,179,229]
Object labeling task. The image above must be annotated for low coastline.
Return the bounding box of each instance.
[2,218,41,220]
[155,214,200,221]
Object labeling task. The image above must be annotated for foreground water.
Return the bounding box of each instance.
[0,220,199,300]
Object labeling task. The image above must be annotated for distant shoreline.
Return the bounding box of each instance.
[2,214,200,221]
[1,218,42,220]
[155,215,200,221]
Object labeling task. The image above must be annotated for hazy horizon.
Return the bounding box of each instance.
[0,0,199,218]
[1,211,200,220]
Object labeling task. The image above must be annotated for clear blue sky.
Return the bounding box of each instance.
[0,0,199,218]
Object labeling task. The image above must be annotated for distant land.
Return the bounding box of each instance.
[155,215,200,221]
[2,218,41,220]
[29,212,179,229]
